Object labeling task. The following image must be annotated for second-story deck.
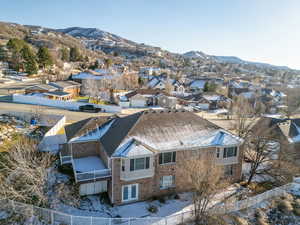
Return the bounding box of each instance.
[60,147,111,183]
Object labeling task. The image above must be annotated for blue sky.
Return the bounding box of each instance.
[1,0,300,69]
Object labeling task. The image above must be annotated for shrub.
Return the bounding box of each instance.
[256,217,269,225]
[147,205,158,213]
[205,215,227,225]
[58,163,74,177]
[255,208,266,220]
[174,193,180,199]
[100,192,111,205]
[233,216,248,225]
[282,193,294,202]
[293,208,300,216]
[158,196,166,204]
[277,199,294,213]
[293,199,300,208]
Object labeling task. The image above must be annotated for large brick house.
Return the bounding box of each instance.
[60,110,243,205]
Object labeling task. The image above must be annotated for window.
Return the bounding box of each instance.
[223,147,237,158]
[216,148,220,158]
[224,165,234,176]
[122,184,138,202]
[130,157,150,171]
[160,175,175,189]
[121,159,125,172]
[159,152,176,164]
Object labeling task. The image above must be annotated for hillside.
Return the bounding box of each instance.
[0,21,299,79]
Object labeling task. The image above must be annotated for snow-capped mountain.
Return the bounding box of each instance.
[183,51,291,70]
[56,27,136,46]
[182,51,210,60]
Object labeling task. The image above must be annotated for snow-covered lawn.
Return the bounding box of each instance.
[50,169,246,219]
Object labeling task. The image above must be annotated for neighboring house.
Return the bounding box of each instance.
[60,110,243,205]
[189,79,207,92]
[25,84,58,94]
[157,95,177,109]
[43,91,72,100]
[178,93,230,110]
[146,76,184,93]
[228,81,250,98]
[252,117,300,164]
[119,89,168,108]
[49,81,81,98]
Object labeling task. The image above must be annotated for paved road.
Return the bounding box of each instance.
[0,101,114,122]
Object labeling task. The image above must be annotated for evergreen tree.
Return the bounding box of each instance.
[203,82,217,92]
[104,58,113,69]
[61,48,70,61]
[0,46,8,61]
[69,47,81,62]
[37,47,53,69]
[7,38,27,53]
[21,45,38,75]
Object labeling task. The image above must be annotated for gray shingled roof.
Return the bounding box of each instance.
[65,116,113,141]
[66,109,228,157]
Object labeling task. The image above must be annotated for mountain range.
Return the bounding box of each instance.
[0,21,298,75]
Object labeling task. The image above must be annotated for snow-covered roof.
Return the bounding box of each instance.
[290,122,300,143]
[72,72,121,80]
[147,77,160,88]
[73,156,106,173]
[113,139,154,157]
[203,95,221,101]
[69,119,115,143]
[190,80,206,89]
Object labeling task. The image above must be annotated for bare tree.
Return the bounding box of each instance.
[164,76,174,95]
[231,96,256,139]
[0,136,55,207]
[245,125,297,185]
[179,154,226,224]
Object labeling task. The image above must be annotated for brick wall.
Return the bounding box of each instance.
[110,146,243,205]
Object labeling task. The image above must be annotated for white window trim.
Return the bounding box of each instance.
[222,146,239,159]
[159,151,176,165]
[129,157,150,171]
[160,175,175,190]
[122,184,139,202]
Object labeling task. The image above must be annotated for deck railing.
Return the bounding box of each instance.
[75,169,112,182]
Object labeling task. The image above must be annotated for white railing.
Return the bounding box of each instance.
[209,183,293,214]
[0,199,194,225]
[60,154,72,164]
[2,182,298,225]
[75,169,112,182]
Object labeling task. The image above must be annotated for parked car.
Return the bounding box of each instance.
[79,104,101,113]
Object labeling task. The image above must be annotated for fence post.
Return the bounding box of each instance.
[165,217,168,225]
[128,217,131,225]
[51,211,54,225]
[181,212,184,224]
[90,216,92,225]
[109,218,112,225]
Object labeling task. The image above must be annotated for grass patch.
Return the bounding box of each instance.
[248,181,275,195]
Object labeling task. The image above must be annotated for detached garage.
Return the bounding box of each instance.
[79,180,108,196]
[130,94,147,108]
